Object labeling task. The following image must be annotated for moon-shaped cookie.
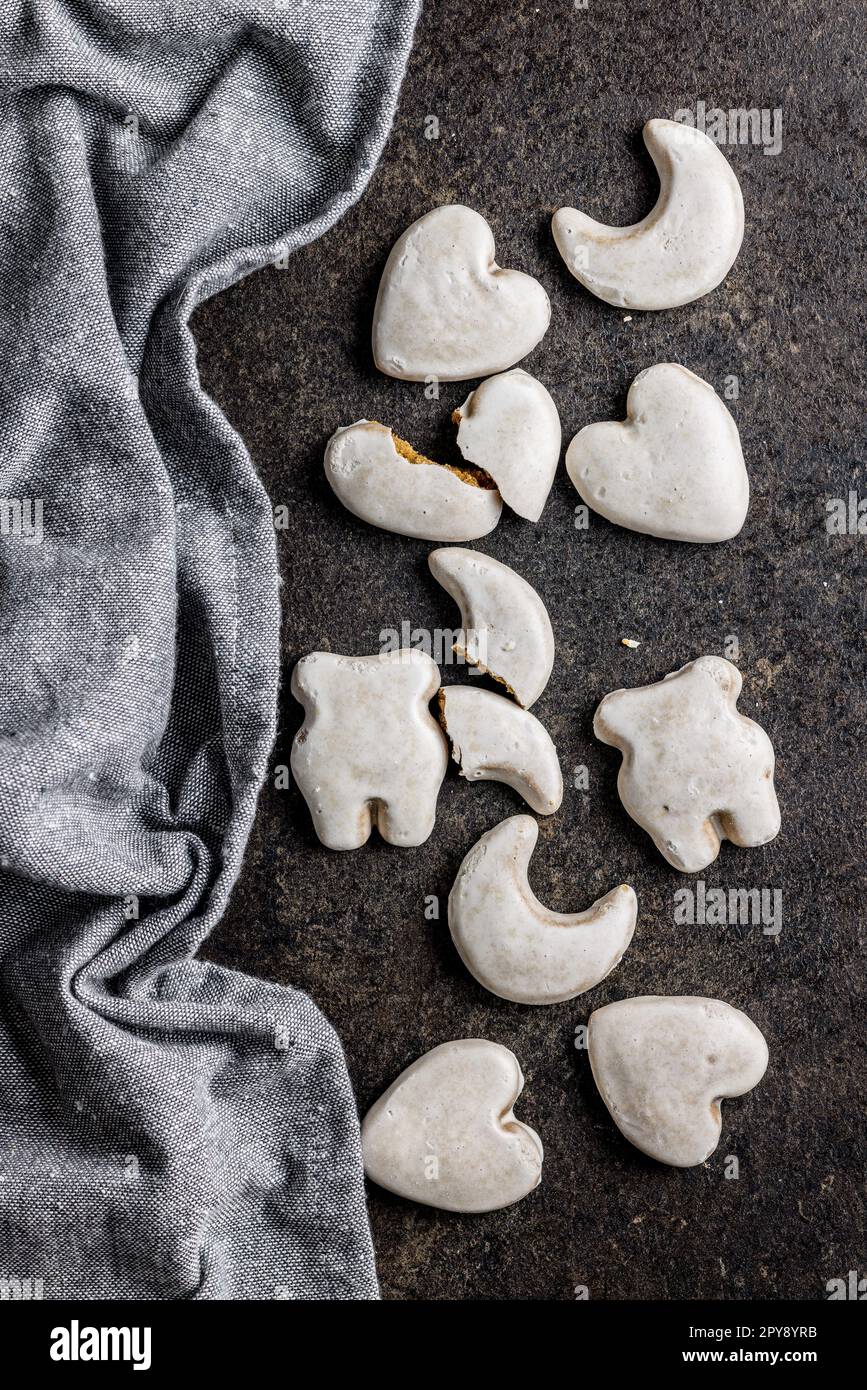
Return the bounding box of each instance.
[439,686,563,815]
[428,548,554,708]
[449,815,637,1004]
[552,119,744,310]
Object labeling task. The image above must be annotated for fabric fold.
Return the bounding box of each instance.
[0,0,419,1299]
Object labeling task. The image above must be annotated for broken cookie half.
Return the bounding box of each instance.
[452,368,561,523]
[324,420,502,542]
[439,685,563,815]
[428,547,554,708]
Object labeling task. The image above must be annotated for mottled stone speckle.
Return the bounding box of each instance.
[194,0,865,1301]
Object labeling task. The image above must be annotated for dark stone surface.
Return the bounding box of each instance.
[193,0,865,1300]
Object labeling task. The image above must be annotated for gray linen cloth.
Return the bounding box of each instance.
[0,0,418,1300]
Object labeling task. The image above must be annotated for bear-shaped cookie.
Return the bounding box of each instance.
[594,656,780,873]
[291,649,448,850]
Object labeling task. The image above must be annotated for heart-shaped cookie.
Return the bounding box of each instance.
[566,363,749,543]
[588,996,769,1167]
[361,1039,543,1212]
[453,368,561,521]
[372,205,551,382]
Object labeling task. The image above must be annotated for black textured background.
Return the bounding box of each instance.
[194,0,865,1300]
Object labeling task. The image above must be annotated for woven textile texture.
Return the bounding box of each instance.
[0,0,419,1299]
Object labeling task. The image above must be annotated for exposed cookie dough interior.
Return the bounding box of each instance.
[324,419,503,542]
[389,428,497,489]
